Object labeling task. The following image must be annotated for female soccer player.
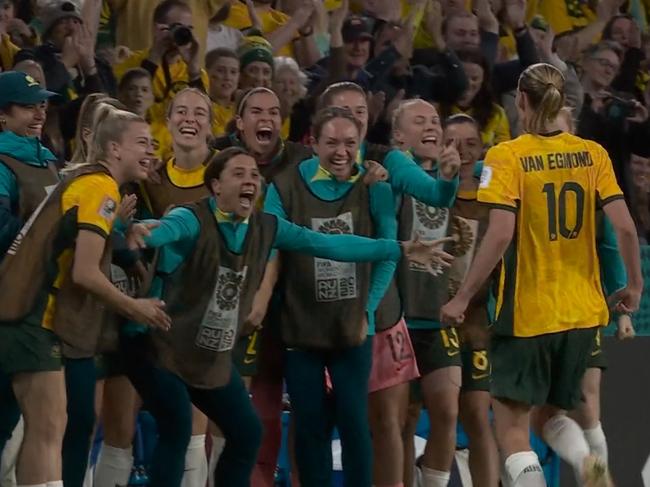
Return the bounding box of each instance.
[441,63,643,486]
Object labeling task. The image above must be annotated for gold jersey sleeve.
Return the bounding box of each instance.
[478,133,624,337]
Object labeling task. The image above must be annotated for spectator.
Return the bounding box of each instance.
[443,49,510,148]
[602,14,645,96]
[238,34,274,90]
[578,41,650,197]
[104,0,223,60]
[0,0,35,53]
[223,0,319,66]
[206,2,242,52]
[272,56,308,139]
[113,0,209,124]
[19,0,114,100]
[206,47,240,137]
[117,67,171,161]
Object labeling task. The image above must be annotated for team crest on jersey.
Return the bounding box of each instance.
[414,202,447,230]
[216,270,245,311]
[98,197,117,221]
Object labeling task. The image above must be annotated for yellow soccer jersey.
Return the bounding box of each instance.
[478,132,623,337]
[212,102,235,137]
[165,158,207,188]
[224,3,295,57]
[42,173,120,329]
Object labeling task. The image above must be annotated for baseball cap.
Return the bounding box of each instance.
[342,15,374,43]
[0,72,58,108]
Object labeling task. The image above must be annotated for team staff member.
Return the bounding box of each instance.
[442,113,500,487]
[122,146,450,487]
[0,101,169,487]
[265,107,454,487]
[389,99,464,487]
[441,63,643,486]
[0,70,59,465]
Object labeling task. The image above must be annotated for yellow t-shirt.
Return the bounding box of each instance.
[212,102,235,137]
[150,118,173,163]
[478,132,623,337]
[452,104,511,148]
[42,173,120,329]
[526,0,595,34]
[224,2,294,57]
[114,50,210,112]
[108,0,224,61]
[0,34,20,71]
[165,158,207,187]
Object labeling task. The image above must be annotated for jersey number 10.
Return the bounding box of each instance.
[542,182,585,241]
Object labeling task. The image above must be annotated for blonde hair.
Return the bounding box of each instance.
[166,87,214,125]
[390,99,436,145]
[69,94,125,165]
[518,63,565,135]
[86,104,146,165]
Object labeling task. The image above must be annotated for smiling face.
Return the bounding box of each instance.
[48,16,81,48]
[458,61,484,107]
[392,101,443,160]
[208,55,240,102]
[583,48,620,89]
[168,90,211,151]
[113,121,155,182]
[344,39,371,70]
[443,120,482,166]
[210,153,262,218]
[326,89,369,141]
[235,91,282,156]
[312,117,360,181]
[1,101,48,138]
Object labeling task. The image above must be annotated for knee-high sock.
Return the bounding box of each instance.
[583,422,608,465]
[504,452,547,487]
[94,444,133,487]
[542,415,590,477]
[181,435,208,487]
[208,435,226,487]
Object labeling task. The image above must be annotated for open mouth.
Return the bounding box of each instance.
[239,188,256,209]
[255,127,273,144]
[138,158,151,170]
[28,123,43,132]
[421,135,438,147]
[179,126,198,136]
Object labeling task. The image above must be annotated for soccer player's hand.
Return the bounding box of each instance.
[130,298,171,330]
[616,314,635,340]
[126,222,160,250]
[438,138,461,180]
[440,296,468,326]
[608,286,642,315]
[401,235,455,275]
[362,160,388,185]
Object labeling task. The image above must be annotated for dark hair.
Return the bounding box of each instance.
[317,82,366,112]
[206,47,239,71]
[153,0,191,24]
[602,14,635,43]
[117,68,151,93]
[203,146,252,189]
[236,87,277,117]
[443,113,480,131]
[311,106,362,139]
[584,40,624,63]
[445,49,496,130]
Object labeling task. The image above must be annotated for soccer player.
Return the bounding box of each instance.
[441,63,643,486]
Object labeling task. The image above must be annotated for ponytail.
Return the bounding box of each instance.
[518,63,565,135]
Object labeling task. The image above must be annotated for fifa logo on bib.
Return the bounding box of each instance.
[311,212,358,302]
[196,266,247,352]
